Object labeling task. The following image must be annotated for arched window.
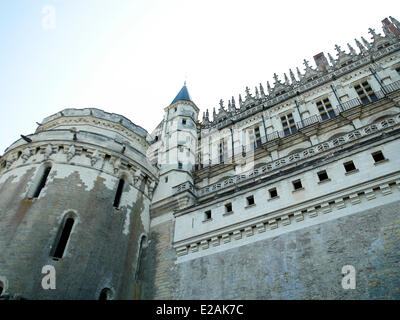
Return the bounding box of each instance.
[33,166,52,198]
[51,216,75,260]
[99,288,113,300]
[113,178,125,208]
[135,236,147,282]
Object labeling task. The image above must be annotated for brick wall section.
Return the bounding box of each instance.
[142,200,400,299]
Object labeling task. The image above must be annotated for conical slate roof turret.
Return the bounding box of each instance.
[170,82,192,105]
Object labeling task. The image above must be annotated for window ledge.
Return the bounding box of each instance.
[245,204,256,209]
[223,211,234,216]
[202,218,213,223]
[268,196,280,201]
[345,169,359,176]
[374,159,389,166]
[292,187,305,193]
[318,178,331,184]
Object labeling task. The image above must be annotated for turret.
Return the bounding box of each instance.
[152,83,199,203]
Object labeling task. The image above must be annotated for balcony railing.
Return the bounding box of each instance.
[197,80,400,169]
[175,112,400,197]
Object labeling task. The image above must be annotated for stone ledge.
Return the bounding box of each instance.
[174,178,400,258]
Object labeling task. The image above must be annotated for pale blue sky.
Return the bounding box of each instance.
[0,0,398,153]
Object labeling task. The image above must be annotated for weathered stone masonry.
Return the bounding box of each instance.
[1,16,400,300]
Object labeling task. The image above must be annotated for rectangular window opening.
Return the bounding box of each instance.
[372,151,385,163]
[317,170,329,182]
[204,210,211,221]
[246,195,255,206]
[113,178,125,208]
[343,161,356,173]
[33,166,52,198]
[292,179,303,190]
[269,188,278,198]
[225,203,232,213]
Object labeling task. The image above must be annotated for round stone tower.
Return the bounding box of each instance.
[0,108,157,300]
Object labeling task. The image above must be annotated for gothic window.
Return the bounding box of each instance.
[113,178,125,208]
[51,216,75,260]
[281,113,297,136]
[316,98,335,120]
[33,166,52,198]
[354,81,377,104]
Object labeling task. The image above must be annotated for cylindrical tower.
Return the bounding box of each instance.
[0,108,157,300]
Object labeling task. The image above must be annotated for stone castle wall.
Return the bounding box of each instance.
[141,198,400,299]
[0,109,156,300]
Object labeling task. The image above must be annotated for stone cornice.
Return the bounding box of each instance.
[37,115,149,150]
[0,139,159,193]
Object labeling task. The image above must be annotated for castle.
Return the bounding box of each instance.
[1,16,400,300]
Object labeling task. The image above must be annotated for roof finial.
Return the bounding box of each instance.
[361,36,370,48]
[284,73,290,85]
[347,43,356,55]
[334,44,345,57]
[303,59,310,69]
[296,67,302,80]
[259,83,265,97]
[289,69,297,84]
[219,99,225,110]
[267,81,272,94]
[355,38,367,54]
[273,73,280,84]
[327,52,335,65]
